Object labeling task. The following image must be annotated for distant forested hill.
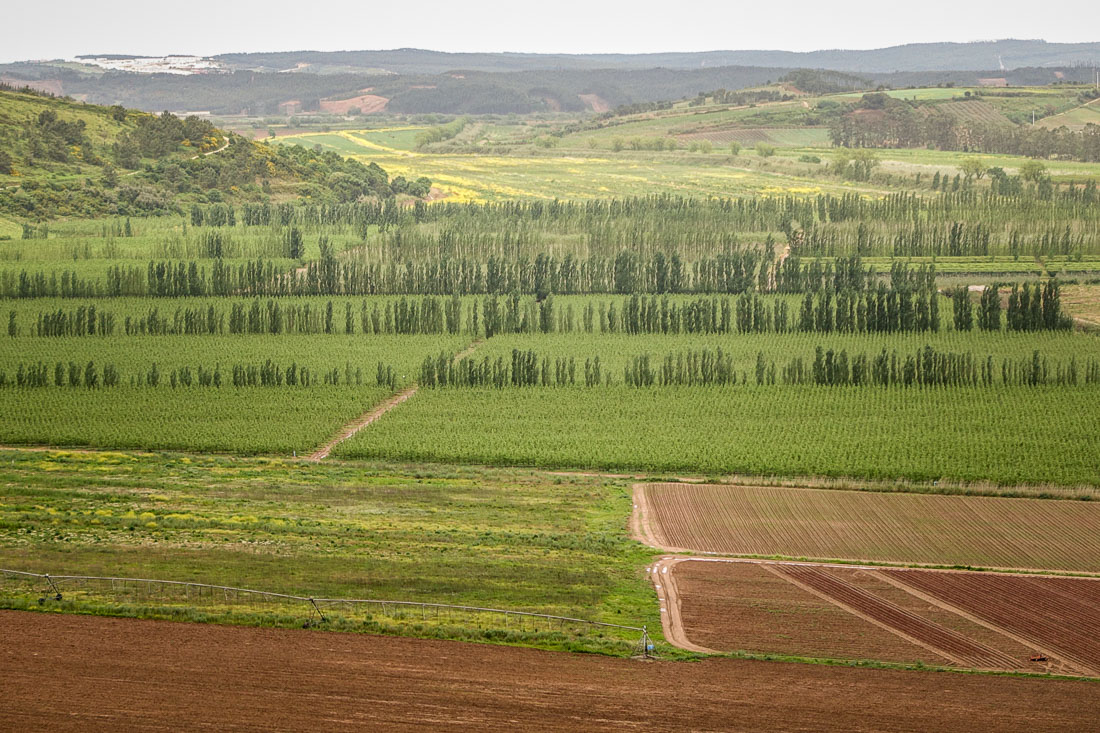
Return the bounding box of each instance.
[212,40,1100,74]
[1,39,1097,117]
[0,66,803,115]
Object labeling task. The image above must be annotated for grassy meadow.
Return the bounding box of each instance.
[0,450,659,654]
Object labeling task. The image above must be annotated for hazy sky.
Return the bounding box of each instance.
[5,0,1098,63]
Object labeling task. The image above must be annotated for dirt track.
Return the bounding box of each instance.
[2,611,1097,732]
[649,557,715,653]
[308,340,483,460]
[308,385,419,460]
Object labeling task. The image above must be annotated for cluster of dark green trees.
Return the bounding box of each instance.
[0,94,431,220]
[957,280,1070,331]
[799,285,940,333]
[10,281,1073,341]
[2,361,120,388]
[420,350,579,388]
[0,251,772,299]
[782,345,1096,387]
[626,349,747,387]
[1,359,399,390]
[829,97,1100,162]
[229,296,465,336]
[25,305,116,337]
[25,110,96,165]
[113,112,217,166]
[414,344,1100,391]
[783,345,993,387]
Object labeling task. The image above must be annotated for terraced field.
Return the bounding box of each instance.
[637,483,1100,571]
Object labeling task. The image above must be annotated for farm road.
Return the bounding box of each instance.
[308,339,483,460]
[649,557,715,653]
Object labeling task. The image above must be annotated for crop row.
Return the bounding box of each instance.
[334,385,1100,486]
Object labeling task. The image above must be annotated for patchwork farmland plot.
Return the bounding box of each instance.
[669,560,954,665]
[887,570,1100,675]
[666,559,1100,675]
[637,483,1100,571]
[772,564,1020,670]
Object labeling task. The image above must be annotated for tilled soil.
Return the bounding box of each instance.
[887,569,1100,676]
[637,482,1100,572]
[2,611,1097,732]
[673,561,949,666]
[771,565,1019,671]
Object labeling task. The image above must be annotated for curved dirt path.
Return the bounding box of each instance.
[307,340,483,461]
[191,136,231,160]
[649,557,716,653]
[127,136,231,177]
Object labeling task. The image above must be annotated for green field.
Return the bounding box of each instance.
[0,450,658,653]
[274,129,855,201]
[0,333,467,453]
[274,121,1100,204]
[1038,98,1100,129]
[334,385,1100,486]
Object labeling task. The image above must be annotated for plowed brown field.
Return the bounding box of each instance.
[772,565,1019,670]
[3,611,1098,732]
[887,570,1100,677]
[673,560,951,665]
[638,483,1100,572]
[665,559,1100,676]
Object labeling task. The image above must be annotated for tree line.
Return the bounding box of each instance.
[413,344,1100,391]
[8,279,1072,341]
[0,359,399,390]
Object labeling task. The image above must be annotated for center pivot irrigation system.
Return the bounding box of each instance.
[0,569,655,658]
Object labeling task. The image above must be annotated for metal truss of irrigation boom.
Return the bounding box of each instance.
[0,568,653,657]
